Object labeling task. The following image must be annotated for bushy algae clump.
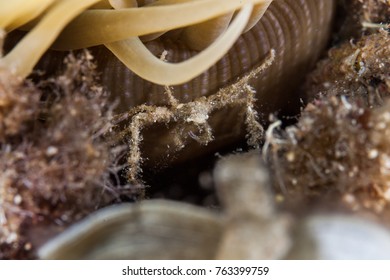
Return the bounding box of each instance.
[0,51,130,259]
[266,20,390,214]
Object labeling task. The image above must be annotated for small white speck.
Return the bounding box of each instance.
[368,149,379,159]
[46,146,58,156]
[383,112,390,121]
[13,194,22,205]
[343,193,356,204]
[384,188,390,201]
[286,152,295,162]
[291,178,297,185]
[6,232,17,244]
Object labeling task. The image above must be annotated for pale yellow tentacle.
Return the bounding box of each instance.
[0,0,55,31]
[52,0,270,50]
[181,12,234,51]
[0,0,101,78]
[105,4,253,85]
[244,0,273,32]
[108,0,138,9]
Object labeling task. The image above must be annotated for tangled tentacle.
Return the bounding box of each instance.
[0,0,272,84]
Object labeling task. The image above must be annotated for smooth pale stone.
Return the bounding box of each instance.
[289,215,390,260]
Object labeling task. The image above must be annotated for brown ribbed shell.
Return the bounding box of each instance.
[95,0,335,108]
[97,0,335,165]
[26,0,336,165]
